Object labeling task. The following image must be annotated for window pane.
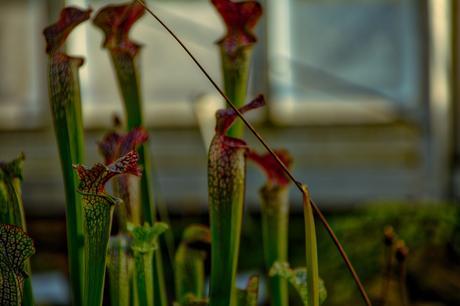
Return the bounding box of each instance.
[270,0,423,106]
[0,0,47,128]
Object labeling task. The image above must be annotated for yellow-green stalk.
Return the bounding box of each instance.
[93,4,167,305]
[302,185,320,306]
[0,224,35,306]
[43,8,91,305]
[247,150,293,306]
[175,225,211,304]
[211,0,262,138]
[208,95,264,306]
[129,222,169,306]
[75,151,141,306]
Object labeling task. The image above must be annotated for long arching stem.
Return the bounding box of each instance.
[136,2,372,304]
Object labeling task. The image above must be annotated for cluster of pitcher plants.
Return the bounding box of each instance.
[0,1,374,306]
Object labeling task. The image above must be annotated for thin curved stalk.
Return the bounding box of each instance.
[136,3,373,304]
[75,151,141,306]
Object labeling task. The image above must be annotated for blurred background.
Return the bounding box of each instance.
[0,0,459,305]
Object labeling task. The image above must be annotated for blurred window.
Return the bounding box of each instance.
[0,0,426,128]
[268,0,424,124]
[0,0,48,129]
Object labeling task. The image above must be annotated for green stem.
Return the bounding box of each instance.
[260,185,289,306]
[75,151,141,306]
[301,185,320,306]
[128,222,168,306]
[82,194,117,306]
[110,47,167,306]
[221,48,253,138]
[47,53,85,306]
[134,250,155,306]
[174,225,210,304]
[108,235,133,306]
[208,97,263,306]
[208,140,246,306]
[175,246,205,303]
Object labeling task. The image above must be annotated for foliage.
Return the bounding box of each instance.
[0,224,35,306]
[270,262,327,306]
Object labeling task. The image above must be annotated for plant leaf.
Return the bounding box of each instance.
[269,262,327,305]
[0,154,26,226]
[128,222,169,253]
[43,7,92,54]
[93,1,145,57]
[75,151,141,196]
[0,224,35,306]
[99,127,149,165]
[247,149,293,187]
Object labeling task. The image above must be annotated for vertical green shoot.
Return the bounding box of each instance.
[75,151,141,306]
[175,225,211,304]
[108,235,133,306]
[93,4,167,304]
[208,96,265,306]
[128,222,169,306]
[43,8,91,305]
[211,0,262,138]
[0,224,35,306]
[301,185,320,306]
[247,149,293,306]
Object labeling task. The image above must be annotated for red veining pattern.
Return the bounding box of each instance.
[43,7,92,54]
[75,151,141,194]
[215,94,265,135]
[247,149,293,187]
[211,0,262,57]
[93,1,145,57]
[98,127,149,165]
